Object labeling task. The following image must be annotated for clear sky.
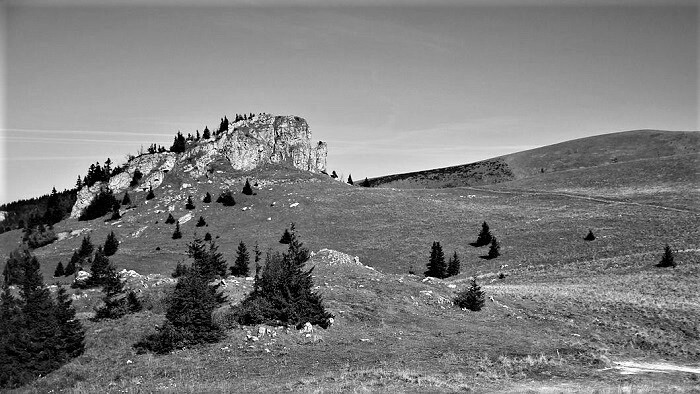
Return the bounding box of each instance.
[1,0,697,204]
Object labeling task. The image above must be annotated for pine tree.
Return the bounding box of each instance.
[88,246,111,287]
[203,126,211,139]
[487,237,500,259]
[584,229,596,241]
[121,192,131,206]
[331,171,338,179]
[78,235,94,259]
[233,226,333,328]
[129,170,143,187]
[362,177,370,187]
[79,188,118,221]
[447,251,461,277]
[204,232,212,242]
[127,291,142,313]
[279,228,292,244]
[172,222,182,239]
[188,238,227,280]
[454,279,485,311]
[231,241,250,277]
[242,179,253,195]
[94,263,129,320]
[0,281,22,387]
[170,131,187,153]
[474,221,492,247]
[347,174,353,185]
[104,231,119,256]
[110,202,121,221]
[65,250,81,276]
[53,285,85,360]
[172,261,189,278]
[185,196,195,210]
[3,248,30,285]
[196,216,206,227]
[54,261,65,277]
[146,187,155,200]
[657,244,676,268]
[166,213,176,224]
[75,176,83,190]
[425,241,447,278]
[203,192,212,203]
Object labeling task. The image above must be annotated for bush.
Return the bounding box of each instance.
[454,279,485,311]
[23,225,58,249]
[79,188,118,221]
[656,244,676,268]
[216,191,236,206]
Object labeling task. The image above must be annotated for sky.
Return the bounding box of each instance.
[0,0,697,204]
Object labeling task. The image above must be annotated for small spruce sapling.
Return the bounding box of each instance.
[347,174,353,185]
[204,232,212,242]
[474,221,492,247]
[584,229,596,241]
[487,237,500,259]
[231,241,250,277]
[121,192,131,206]
[165,213,176,224]
[425,241,447,279]
[196,216,207,227]
[242,179,253,195]
[454,279,485,311]
[110,203,121,221]
[279,228,292,244]
[146,187,155,200]
[447,251,460,277]
[54,261,65,277]
[103,231,119,256]
[657,244,676,268]
[78,235,94,259]
[185,196,195,210]
[172,222,182,239]
[203,192,212,203]
[216,191,236,206]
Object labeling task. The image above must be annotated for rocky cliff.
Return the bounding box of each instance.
[70,114,327,218]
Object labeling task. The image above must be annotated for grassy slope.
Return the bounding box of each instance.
[367,130,699,189]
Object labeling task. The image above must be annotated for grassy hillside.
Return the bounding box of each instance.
[366,130,699,190]
[1,130,699,392]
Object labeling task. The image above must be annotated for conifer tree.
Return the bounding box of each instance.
[204,232,212,242]
[347,174,353,185]
[203,192,212,203]
[231,241,250,277]
[65,250,81,276]
[88,246,111,287]
[584,229,596,241]
[331,170,338,179]
[94,262,130,320]
[129,170,142,187]
[454,279,485,311]
[657,244,676,268]
[172,222,182,239]
[447,251,461,277]
[242,179,253,195]
[188,238,227,280]
[233,225,333,328]
[78,235,94,259]
[104,231,119,256]
[146,187,155,200]
[75,176,83,189]
[185,196,195,210]
[54,261,65,277]
[474,221,492,247]
[79,188,118,221]
[121,192,132,206]
[216,191,236,206]
[487,237,500,259]
[363,177,370,187]
[166,213,176,224]
[170,131,187,153]
[172,261,189,278]
[203,126,211,139]
[279,228,292,244]
[53,285,85,360]
[0,281,21,387]
[3,248,30,285]
[110,202,121,221]
[196,216,207,227]
[425,241,447,278]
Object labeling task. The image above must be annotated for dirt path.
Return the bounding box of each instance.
[610,361,700,375]
[462,186,699,215]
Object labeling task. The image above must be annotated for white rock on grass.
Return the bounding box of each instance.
[178,213,193,224]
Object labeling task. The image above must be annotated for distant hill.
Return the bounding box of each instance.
[364,130,699,189]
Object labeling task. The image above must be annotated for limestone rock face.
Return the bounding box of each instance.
[70,114,326,218]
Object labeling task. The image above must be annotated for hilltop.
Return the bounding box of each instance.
[364,130,699,194]
[1,120,699,392]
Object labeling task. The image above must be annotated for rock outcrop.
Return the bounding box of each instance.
[70,114,326,219]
